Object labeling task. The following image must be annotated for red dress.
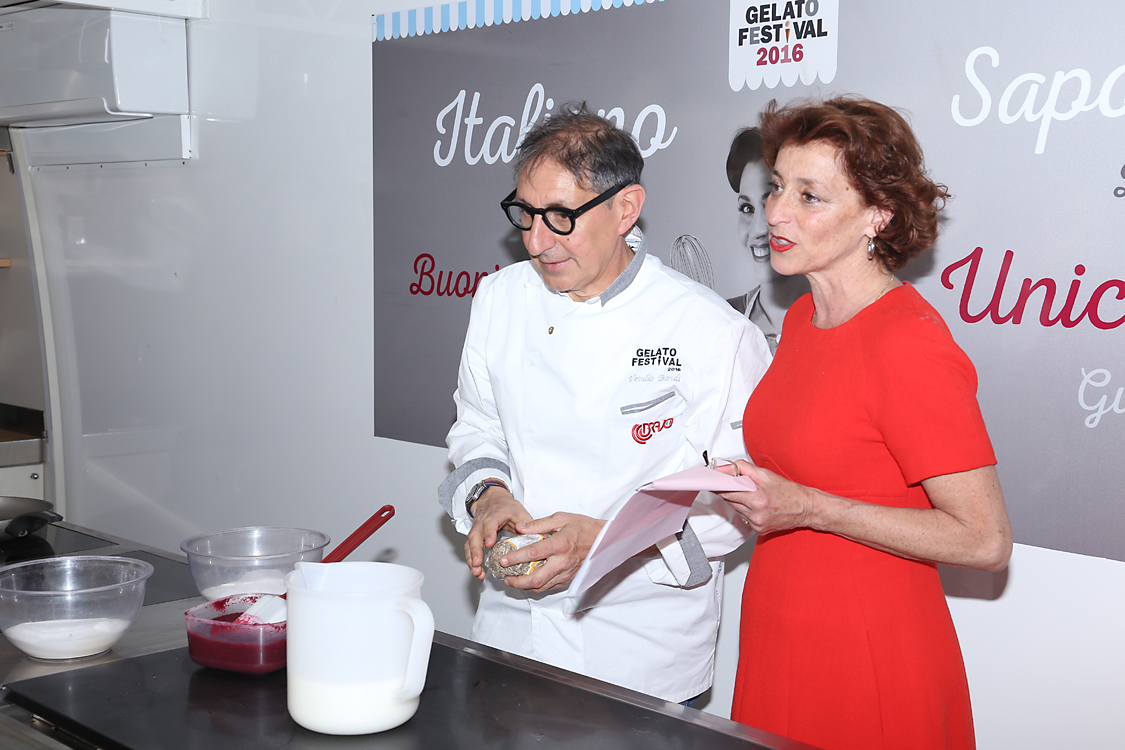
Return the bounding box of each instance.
[733,285,994,750]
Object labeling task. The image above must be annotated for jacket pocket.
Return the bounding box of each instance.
[620,390,681,416]
[619,391,687,446]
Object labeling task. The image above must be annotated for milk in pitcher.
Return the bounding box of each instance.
[287,677,418,735]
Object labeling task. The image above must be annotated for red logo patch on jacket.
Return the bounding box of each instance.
[632,418,674,444]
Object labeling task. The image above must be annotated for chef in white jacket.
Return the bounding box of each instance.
[439,103,772,704]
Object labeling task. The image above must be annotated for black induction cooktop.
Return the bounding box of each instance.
[118,550,200,606]
[4,641,790,750]
[0,525,200,605]
[0,525,108,565]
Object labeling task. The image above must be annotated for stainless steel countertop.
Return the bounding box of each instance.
[0,523,819,750]
[0,597,200,750]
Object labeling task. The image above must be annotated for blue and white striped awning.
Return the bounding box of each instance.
[373,0,665,41]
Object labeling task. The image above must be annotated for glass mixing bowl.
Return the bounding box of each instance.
[0,556,154,660]
[180,526,330,601]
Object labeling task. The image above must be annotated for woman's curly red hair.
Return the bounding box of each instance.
[758,96,950,272]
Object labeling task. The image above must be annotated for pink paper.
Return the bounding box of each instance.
[569,466,757,598]
[642,464,758,493]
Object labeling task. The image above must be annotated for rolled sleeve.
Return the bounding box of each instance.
[440,276,513,535]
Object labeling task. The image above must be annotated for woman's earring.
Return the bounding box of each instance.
[867,236,876,261]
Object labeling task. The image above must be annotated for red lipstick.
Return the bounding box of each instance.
[769,234,794,253]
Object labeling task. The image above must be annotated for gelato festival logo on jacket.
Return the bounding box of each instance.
[633,419,675,445]
[631,347,682,368]
[728,0,838,91]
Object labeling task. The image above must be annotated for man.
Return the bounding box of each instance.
[438,103,771,704]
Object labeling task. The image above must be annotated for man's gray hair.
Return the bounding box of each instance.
[514,102,643,194]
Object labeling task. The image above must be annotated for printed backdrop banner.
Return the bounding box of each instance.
[373,1,1125,562]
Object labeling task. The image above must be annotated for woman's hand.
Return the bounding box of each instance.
[715,460,1012,572]
[464,486,534,581]
[715,459,817,534]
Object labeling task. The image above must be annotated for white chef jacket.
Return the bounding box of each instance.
[439,241,771,702]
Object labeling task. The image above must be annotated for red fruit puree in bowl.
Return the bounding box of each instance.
[188,625,285,673]
[185,595,286,675]
[211,612,242,623]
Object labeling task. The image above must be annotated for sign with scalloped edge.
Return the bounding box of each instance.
[729,0,838,91]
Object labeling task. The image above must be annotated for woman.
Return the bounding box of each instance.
[720,97,1012,750]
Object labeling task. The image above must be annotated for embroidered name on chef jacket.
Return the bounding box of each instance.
[631,347,681,367]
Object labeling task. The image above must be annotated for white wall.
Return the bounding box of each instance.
[8,1,1123,747]
[948,545,1125,748]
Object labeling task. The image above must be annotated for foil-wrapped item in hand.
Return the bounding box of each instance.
[485,533,547,579]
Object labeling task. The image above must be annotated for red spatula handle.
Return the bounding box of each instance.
[322,505,395,563]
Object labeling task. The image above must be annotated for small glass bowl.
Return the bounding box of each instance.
[180,526,329,601]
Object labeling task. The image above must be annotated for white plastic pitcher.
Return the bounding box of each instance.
[285,562,434,735]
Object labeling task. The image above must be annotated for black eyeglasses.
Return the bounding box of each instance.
[500,180,633,236]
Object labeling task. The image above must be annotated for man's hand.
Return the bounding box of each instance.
[464,485,533,580]
[497,512,607,593]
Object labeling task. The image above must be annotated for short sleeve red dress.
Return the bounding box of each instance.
[732,284,995,750]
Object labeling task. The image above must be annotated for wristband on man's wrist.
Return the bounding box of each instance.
[465,478,509,518]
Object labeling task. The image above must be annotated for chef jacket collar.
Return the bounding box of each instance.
[543,226,646,306]
[592,226,646,306]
